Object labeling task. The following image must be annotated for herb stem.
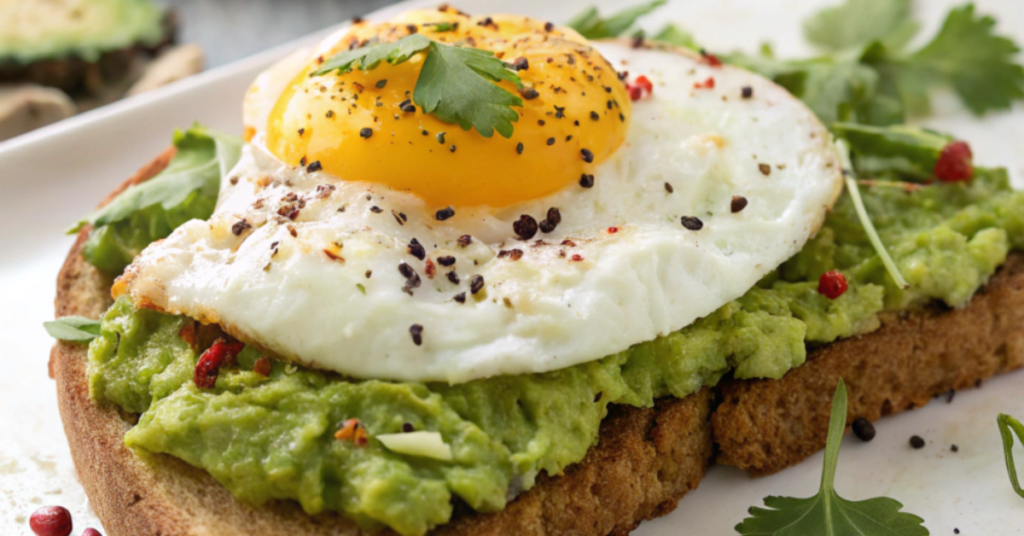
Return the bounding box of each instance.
[998,414,1024,499]
[836,140,910,290]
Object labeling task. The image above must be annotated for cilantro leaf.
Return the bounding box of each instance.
[413,42,522,138]
[567,0,666,39]
[901,4,1024,115]
[998,414,1024,499]
[69,127,243,273]
[736,379,928,536]
[312,34,431,76]
[313,36,523,138]
[44,316,102,342]
[803,0,918,52]
[652,24,698,49]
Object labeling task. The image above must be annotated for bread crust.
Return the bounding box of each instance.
[713,253,1024,475]
[50,152,715,536]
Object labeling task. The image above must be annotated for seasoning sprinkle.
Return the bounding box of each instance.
[376,79,387,89]
[470,274,485,294]
[398,99,417,113]
[231,219,252,236]
[513,214,539,240]
[402,422,415,433]
[544,21,554,32]
[664,182,674,193]
[520,87,540,100]
[447,270,460,284]
[306,160,323,173]
[453,291,467,303]
[370,205,383,213]
[450,145,457,153]
[457,234,472,247]
[910,435,926,449]
[511,57,529,71]
[681,216,704,231]
[741,86,753,99]
[516,142,524,154]
[758,163,771,176]
[409,324,424,346]
[579,174,595,188]
[435,207,456,221]
[581,148,594,163]
[731,195,748,213]
[590,111,600,120]
[852,418,875,442]
[436,132,446,144]
[437,256,455,267]
[407,238,426,260]
[547,137,555,146]
[359,128,373,139]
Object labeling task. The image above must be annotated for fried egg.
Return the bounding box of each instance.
[120,8,843,383]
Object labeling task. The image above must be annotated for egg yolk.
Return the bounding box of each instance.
[261,8,631,208]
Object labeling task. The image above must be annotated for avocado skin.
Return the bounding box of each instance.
[0,11,175,95]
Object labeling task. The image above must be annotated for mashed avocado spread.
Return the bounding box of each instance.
[85,128,1023,534]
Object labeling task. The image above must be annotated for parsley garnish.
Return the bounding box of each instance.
[567,0,666,39]
[736,379,928,536]
[803,0,919,52]
[45,316,102,342]
[998,414,1024,499]
[312,34,523,138]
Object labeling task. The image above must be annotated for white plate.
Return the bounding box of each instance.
[1,0,1022,534]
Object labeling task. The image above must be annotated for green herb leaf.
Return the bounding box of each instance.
[900,4,1024,115]
[803,0,918,53]
[44,316,102,342]
[311,34,431,76]
[567,0,666,39]
[651,24,698,49]
[69,127,243,273]
[736,379,928,536]
[998,414,1024,499]
[313,36,523,138]
[414,42,522,138]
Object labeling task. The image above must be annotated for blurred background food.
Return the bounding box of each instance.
[0,0,394,141]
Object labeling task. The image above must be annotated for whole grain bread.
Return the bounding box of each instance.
[50,152,715,536]
[50,150,1024,535]
[713,254,1024,475]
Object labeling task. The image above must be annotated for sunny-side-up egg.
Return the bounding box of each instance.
[118,7,843,383]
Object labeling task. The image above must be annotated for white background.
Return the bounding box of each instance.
[0,0,1022,534]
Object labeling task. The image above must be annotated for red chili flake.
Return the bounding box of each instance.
[29,506,72,536]
[607,226,619,234]
[934,140,973,182]
[817,271,849,300]
[334,418,361,441]
[194,339,244,389]
[561,239,576,247]
[635,75,653,93]
[425,258,436,279]
[253,357,271,377]
[627,85,643,101]
[571,254,583,262]
[694,77,715,89]
[701,50,722,67]
[626,75,654,101]
[179,322,197,348]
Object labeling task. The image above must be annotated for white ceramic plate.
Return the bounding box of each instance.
[1,0,1022,534]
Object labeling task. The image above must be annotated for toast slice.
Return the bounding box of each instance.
[51,151,1024,535]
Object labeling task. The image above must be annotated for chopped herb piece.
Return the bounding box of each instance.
[44,316,102,342]
[567,0,666,39]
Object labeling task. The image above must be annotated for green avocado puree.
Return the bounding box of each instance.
[87,168,1022,535]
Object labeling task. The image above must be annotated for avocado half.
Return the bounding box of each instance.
[0,0,175,94]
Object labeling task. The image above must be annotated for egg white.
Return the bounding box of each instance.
[123,41,843,383]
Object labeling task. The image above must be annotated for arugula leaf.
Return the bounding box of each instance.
[414,43,522,138]
[567,0,666,39]
[69,127,243,273]
[832,123,955,181]
[44,316,102,342]
[736,379,928,536]
[803,0,918,52]
[998,414,1024,499]
[313,36,523,138]
[311,34,431,76]
[898,4,1024,115]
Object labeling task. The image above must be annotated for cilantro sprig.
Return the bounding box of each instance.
[567,0,665,39]
[998,414,1024,499]
[736,379,928,535]
[312,34,523,138]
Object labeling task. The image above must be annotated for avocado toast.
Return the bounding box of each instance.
[46,3,1024,535]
